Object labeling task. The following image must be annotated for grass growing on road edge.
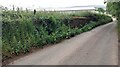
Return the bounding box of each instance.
[117,17,120,65]
[2,10,112,62]
[118,19,120,41]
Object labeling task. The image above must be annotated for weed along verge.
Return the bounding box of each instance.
[2,10,113,63]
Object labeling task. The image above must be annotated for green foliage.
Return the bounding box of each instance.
[107,2,120,18]
[118,19,120,35]
[97,8,105,13]
[2,10,112,61]
[107,2,120,38]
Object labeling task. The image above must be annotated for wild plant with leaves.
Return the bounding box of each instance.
[2,9,112,61]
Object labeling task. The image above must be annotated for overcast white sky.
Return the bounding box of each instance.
[0,0,105,9]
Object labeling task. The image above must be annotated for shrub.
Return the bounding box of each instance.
[2,10,112,61]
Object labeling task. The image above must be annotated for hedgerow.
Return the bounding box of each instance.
[2,10,112,61]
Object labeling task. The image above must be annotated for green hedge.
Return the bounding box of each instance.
[2,11,112,61]
[118,18,120,40]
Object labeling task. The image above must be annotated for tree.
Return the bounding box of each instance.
[106,2,120,19]
[106,2,120,38]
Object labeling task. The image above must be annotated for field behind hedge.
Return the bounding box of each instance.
[2,10,113,61]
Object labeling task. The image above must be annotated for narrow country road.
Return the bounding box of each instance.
[9,21,118,65]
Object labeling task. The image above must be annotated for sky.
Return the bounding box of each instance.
[0,0,105,9]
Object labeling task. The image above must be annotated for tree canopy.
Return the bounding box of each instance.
[106,2,120,19]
